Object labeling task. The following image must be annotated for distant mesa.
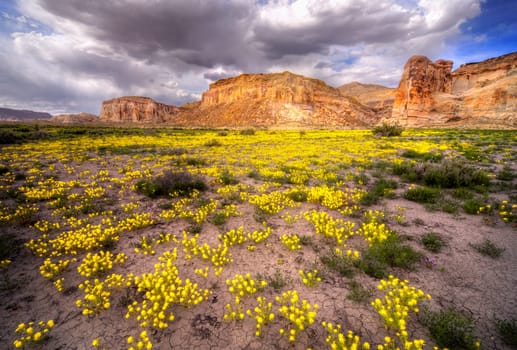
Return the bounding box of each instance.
[51,112,98,124]
[0,107,52,121]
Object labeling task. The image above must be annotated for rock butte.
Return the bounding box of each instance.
[51,112,98,124]
[99,52,517,128]
[100,96,180,123]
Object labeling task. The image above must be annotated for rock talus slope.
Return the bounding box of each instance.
[338,82,395,118]
[388,52,517,127]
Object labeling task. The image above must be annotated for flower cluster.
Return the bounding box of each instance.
[371,275,430,341]
[299,269,321,287]
[307,186,364,211]
[321,322,371,350]
[246,296,275,336]
[280,211,300,224]
[26,213,154,257]
[498,200,516,222]
[194,266,209,278]
[276,290,318,342]
[127,249,210,328]
[279,233,302,251]
[127,330,153,350]
[122,201,140,213]
[246,191,297,214]
[0,203,39,224]
[177,198,218,224]
[19,178,67,201]
[224,273,267,321]
[304,210,354,246]
[356,219,392,246]
[13,320,54,348]
[247,226,273,244]
[39,258,70,279]
[218,226,247,247]
[76,279,110,316]
[77,251,127,277]
[0,259,11,269]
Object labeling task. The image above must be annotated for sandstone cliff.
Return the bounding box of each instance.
[52,112,98,124]
[387,52,517,127]
[99,96,180,123]
[338,82,395,118]
[173,71,377,127]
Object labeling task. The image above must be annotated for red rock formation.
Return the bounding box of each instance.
[391,56,453,126]
[388,52,517,127]
[173,71,378,127]
[99,96,180,123]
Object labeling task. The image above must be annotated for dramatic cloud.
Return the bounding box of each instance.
[0,0,493,114]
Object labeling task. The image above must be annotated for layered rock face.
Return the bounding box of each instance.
[173,72,377,127]
[338,82,395,118]
[391,56,453,126]
[52,112,98,124]
[100,96,180,123]
[389,52,517,127]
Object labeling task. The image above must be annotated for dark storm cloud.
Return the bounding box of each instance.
[35,0,254,68]
[251,2,419,58]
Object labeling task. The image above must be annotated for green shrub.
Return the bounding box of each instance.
[497,166,515,181]
[452,188,474,200]
[359,235,421,278]
[135,171,207,198]
[421,233,446,253]
[0,130,21,144]
[463,198,485,215]
[404,187,439,204]
[360,178,398,206]
[204,139,221,147]
[496,318,517,347]
[393,159,489,188]
[320,250,356,278]
[419,308,478,350]
[353,172,370,185]
[240,129,255,135]
[372,124,403,137]
[401,150,443,162]
[257,269,287,292]
[210,212,227,226]
[220,170,238,185]
[470,239,505,258]
[347,280,373,303]
[422,160,489,188]
[287,189,308,202]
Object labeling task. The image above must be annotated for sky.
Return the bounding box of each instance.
[0,0,515,115]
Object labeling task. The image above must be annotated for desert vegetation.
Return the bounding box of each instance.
[0,124,515,349]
